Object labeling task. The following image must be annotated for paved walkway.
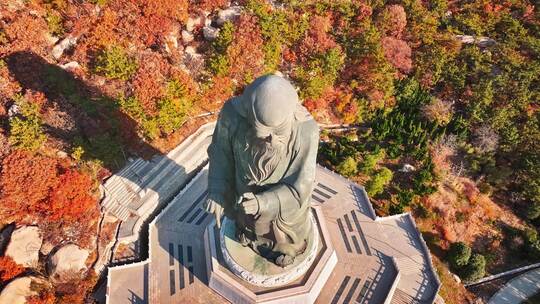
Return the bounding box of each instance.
[489,268,540,304]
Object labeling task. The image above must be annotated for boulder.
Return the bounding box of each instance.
[186,16,204,32]
[7,104,20,117]
[60,61,81,71]
[52,36,78,60]
[399,164,416,173]
[455,35,495,48]
[216,6,242,26]
[0,276,45,304]
[47,244,89,281]
[181,30,194,44]
[5,226,42,267]
[203,26,219,41]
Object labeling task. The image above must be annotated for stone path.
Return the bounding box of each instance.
[488,268,540,304]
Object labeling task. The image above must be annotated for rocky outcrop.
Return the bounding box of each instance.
[5,226,42,267]
[455,35,496,48]
[52,36,78,60]
[47,244,89,281]
[203,26,219,41]
[0,276,46,304]
[216,6,242,25]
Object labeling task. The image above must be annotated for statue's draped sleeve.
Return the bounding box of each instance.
[255,119,319,244]
[207,100,237,212]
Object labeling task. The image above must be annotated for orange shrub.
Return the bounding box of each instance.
[227,15,265,86]
[0,150,59,216]
[140,0,188,22]
[0,11,50,57]
[132,57,168,116]
[47,169,98,222]
[462,180,479,204]
[381,36,412,74]
[202,76,234,109]
[195,0,228,12]
[27,291,56,304]
[0,256,24,283]
[296,14,337,63]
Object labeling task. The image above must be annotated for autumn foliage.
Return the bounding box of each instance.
[0,256,24,283]
[0,150,98,223]
[226,15,265,86]
[48,169,97,221]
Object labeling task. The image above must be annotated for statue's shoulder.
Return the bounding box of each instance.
[218,97,243,126]
[294,104,319,138]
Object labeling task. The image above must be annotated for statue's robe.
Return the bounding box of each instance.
[207,97,319,256]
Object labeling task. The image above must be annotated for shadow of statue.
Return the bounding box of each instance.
[5,51,206,303]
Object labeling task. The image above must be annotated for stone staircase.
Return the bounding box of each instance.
[395,255,424,275]
[391,289,418,304]
[100,122,216,243]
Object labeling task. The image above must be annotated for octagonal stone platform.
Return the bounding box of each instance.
[219,214,320,287]
[105,122,441,304]
[205,206,337,304]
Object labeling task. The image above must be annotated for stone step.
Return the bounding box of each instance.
[108,202,132,221]
[396,256,423,275]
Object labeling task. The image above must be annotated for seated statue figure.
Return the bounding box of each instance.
[204,75,319,267]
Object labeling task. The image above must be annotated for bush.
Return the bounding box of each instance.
[0,256,24,283]
[523,229,540,260]
[447,242,471,270]
[294,47,344,99]
[156,96,191,135]
[366,167,393,197]
[8,95,46,152]
[461,253,486,282]
[527,202,540,220]
[94,45,138,80]
[359,149,385,174]
[207,21,235,76]
[45,10,64,36]
[336,156,358,177]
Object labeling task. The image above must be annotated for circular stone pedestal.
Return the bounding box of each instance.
[219,215,319,287]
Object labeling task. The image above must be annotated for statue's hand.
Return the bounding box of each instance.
[240,192,259,215]
[204,198,224,228]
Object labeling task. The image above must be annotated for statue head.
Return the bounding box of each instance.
[239,74,298,141]
[235,75,299,183]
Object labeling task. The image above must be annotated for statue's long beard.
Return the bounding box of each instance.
[244,134,287,184]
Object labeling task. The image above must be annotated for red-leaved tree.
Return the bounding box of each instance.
[0,256,24,283]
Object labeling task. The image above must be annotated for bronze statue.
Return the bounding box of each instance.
[204,75,319,267]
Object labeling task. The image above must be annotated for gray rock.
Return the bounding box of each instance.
[477,37,496,48]
[456,34,475,44]
[52,36,78,60]
[203,26,219,41]
[399,164,416,173]
[186,16,203,32]
[7,104,20,117]
[5,226,42,267]
[185,46,198,55]
[48,244,89,281]
[56,150,68,158]
[181,30,194,44]
[216,6,242,25]
[60,61,81,71]
[455,35,495,48]
[452,273,461,283]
